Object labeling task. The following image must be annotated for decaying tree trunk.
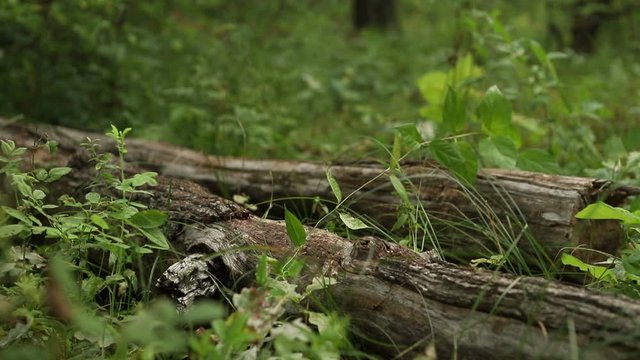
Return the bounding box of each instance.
[2,119,640,359]
[2,119,635,264]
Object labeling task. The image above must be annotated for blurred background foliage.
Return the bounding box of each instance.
[1,0,640,168]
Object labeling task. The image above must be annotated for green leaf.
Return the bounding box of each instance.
[430,140,477,186]
[32,189,46,200]
[561,253,615,282]
[256,255,269,286]
[389,174,410,205]
[516,149,560,173]
[338,212,370,230]
[478,137,518,169]
[129,172,158,187]
[139,227,170,250]
[45,167,72,183]
[1,140,15,155]
[442,86,466,133]
[576,202,640,225]
[128,209,167,229]
[90,214,110,230]
[530,40,558,82]
[2,206,32,225]
[85,192,101,204]
[477,86,520,146]
[325,168,342,203]
[417,71,448,119]
[622,250,640,277]
[0,224,27,238]
[284,208,306,247]
[35,169,48,181]
[395,123,424,151]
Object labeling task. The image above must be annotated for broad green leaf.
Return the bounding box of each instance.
[478,137,518,169]
[417,71,448,119]
[139,227,170,249]
[576,202,640,225]
[35,169,48,181]
[452,53,483,84]
[395,123,424,151]
[622,250,640,277]
[85,192,101,204]
[603,135,626,159]
[338,212,370,230]
[325,168,342,203]
[477,86,520,146]
[517,149,560,174]
[45,167,72,183]
[90,214,110,230]
[32,189,46,200]
[128,209,167,229]
[130,172,158,187]
[389,174,410,205]
[304,276,337,296]
[457,141,478,186]
[279,257,305,280]
[442,86,466,133]
[0,224,27,238]
[561,253,615,282]
[307,311,331,333]
[2,206,32,225]
[430,140,477,186]
[0,140,14,155]
[284,208,306,247]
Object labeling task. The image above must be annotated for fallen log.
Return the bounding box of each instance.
[3,124,640,359]
[2,119,635,264]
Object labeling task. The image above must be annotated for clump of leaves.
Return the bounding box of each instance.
[564,202,640,298]
[0,126,168,352]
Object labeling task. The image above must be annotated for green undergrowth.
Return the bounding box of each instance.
[0,127,355,359]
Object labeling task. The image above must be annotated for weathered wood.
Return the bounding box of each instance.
[158,218,640,360]
[3,120,639,359]
[2,119,634,264]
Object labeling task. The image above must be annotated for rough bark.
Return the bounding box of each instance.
[1,119,637,265]
[3,119,640,359]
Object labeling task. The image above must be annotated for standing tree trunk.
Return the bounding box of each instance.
[352,0,399,30]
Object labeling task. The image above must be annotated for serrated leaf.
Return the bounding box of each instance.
[576,202,640,225]
[325,168,342,203]
[517,149,560,174]
[45,167,72,183]
[338,212,370,230]
[0,224,27,238]
[442,86,466,133]
[478,137,518,169]
[128,209,167,229]
[90,214,110,230]
[477,86,520,146]
[284,208,306,247]
[389,174,410,205]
